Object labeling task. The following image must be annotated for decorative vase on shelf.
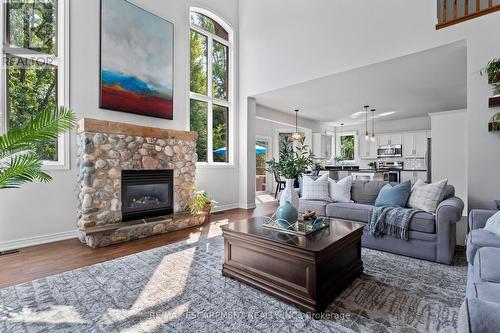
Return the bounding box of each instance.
[276,201,298,229]
[279,178,299,211]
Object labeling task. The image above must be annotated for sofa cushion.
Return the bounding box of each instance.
[467,229,500,263]
[474,247,500,283]
[410,212,436,234]
[327,202,373,222]
[474,282,500,304]
[326,203,436,233]
[298,199,329,216]
[351,180,387,205]
[374,181,411,208]
[443,184,455,200]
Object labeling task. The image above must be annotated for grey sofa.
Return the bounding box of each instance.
[458,210,500,333]
[298,180,464,264]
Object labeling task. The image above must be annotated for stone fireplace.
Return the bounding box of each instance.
[76,118,206,247]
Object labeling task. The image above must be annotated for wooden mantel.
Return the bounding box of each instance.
[77,118,198,141]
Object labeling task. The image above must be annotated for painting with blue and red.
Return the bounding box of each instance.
[100,0,174,119]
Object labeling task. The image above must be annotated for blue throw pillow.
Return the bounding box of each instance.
[374,181,412,208]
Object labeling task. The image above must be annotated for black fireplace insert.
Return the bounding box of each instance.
[121,170,174,221]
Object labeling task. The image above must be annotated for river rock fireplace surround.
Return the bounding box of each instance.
[76,118,207,248]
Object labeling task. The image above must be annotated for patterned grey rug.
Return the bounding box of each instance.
[0,226,467,333]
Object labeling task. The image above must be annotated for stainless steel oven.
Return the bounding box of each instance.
[383,171,400,183]
[377,145,402,158]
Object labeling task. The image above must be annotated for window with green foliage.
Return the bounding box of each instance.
[336,133,357,163]
[2,0,67,165]
[189,8,231,165]
[340,135,355,161]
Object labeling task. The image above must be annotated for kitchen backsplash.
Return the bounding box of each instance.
[403,158,427,170]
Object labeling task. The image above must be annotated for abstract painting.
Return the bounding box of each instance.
[100,0,174,119]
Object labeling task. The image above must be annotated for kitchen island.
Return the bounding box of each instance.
[324,166,387,181]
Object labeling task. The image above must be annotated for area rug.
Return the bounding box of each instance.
[0,228,467,333]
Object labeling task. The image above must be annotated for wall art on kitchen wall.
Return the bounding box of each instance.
[100,0,174,119]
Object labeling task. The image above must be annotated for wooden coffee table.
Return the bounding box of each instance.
[221,215,365,313]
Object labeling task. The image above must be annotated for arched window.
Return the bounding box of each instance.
[189,8,232,165]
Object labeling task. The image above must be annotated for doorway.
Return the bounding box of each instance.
[256,138,270,192]
[256,137,275,204]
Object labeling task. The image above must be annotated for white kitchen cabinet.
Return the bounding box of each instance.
[402,131,428,157]
[377,133,401,146]
[312,133,333,159]
[359,137,377,159]
[414,132,428,157]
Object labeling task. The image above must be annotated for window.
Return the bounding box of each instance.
[335,132,357,163]
[1,0,68,168]
[189,8,232,165]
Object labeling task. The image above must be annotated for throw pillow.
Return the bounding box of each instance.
[298,175,321,197]
[374,181,412,207]
[485,211,500,237]
[301,174,331,201]
[407,178,448,213]
[328,176,353,203]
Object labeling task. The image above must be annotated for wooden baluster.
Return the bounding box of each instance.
[442,0,448,22]
[453,0,458,19]
[489,0,493,8]
[465,0,469,15]
[476,0,481,11]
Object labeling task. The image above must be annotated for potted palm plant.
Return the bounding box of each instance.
[266,137,314,210]
[481,58,500,96]
[0,107,75,189]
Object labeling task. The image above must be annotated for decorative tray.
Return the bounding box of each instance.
[263,215,330,236]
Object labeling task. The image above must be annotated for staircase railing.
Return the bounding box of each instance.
[436,0,500,29]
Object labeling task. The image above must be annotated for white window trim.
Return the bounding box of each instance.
[0,0,70,170]
[335,131,358,165]
[187,6,234,168]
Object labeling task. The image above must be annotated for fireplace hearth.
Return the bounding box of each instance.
[121,170,174,221]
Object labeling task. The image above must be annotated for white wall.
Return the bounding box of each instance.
[239,0,500,211]
[431,110,468,245]
[0,0,239,248]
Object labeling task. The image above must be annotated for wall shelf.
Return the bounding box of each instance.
[489,96,500,108]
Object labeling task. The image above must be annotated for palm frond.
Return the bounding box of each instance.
[0,152,52,189]
[0,106,76,157]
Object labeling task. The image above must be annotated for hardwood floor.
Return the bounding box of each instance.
[0,202,277,289]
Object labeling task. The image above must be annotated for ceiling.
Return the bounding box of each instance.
[254,41,467,126]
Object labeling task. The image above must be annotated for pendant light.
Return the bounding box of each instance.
[291,109,304,141]
[364,105,370,142]
[370,109,376,143]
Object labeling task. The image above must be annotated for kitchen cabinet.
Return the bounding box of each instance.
[312,133,333,159]
[359,137,377,159]
[401,171,428,185]
[403,131,428,157]
[377,134,402,146]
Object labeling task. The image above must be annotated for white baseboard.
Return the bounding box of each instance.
[239,203,257,210]
[212,203,240,213]
[0,230,77,253]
